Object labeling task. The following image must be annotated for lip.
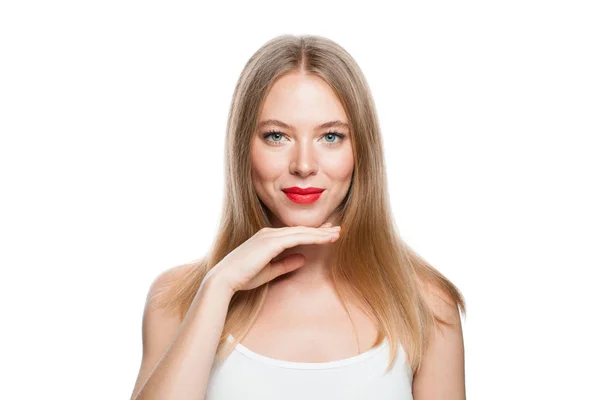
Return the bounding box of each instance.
[282,186,325,194]
[281,187,325,204]
[283,191,324,204]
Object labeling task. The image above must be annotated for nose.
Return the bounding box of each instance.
[289,137,318,178]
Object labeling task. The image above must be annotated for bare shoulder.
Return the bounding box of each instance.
[146,264,192,307]
[143,263,192,340]
[143,263,195,340]
[412,280,465,399]
[421,281,462,325]
[130,264,194,399]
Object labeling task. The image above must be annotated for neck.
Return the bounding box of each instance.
[267,213,341,287]
[272,242,336,287]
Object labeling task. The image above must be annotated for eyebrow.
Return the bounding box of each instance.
[257,119,350,131]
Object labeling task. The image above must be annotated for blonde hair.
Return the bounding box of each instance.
[151,34,466,375]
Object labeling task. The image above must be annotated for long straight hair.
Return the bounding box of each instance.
[152,34,466,374]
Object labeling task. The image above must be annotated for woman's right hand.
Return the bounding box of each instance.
[205,222,341,293]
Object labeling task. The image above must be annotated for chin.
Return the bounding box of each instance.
[278,213,327,228]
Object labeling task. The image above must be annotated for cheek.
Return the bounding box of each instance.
[324,151,354,182]
[250,145,287,187]
[251,157,285,183]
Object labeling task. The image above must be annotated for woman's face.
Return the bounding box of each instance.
[250,72,354,228]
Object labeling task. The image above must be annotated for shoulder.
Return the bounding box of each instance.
[148,264,191,296]
[412,280,466,399]
[145,264,190,306]
[130,264,195,399]
[140,262,199,351]
[420,280,461,326]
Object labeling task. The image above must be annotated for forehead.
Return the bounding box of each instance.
[259,72,348,129]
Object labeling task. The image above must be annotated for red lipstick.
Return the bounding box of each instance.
[282,186,325,204]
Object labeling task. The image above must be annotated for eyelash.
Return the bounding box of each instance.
[262,130,347,147]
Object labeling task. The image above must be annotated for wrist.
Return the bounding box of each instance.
[202,271,236,299]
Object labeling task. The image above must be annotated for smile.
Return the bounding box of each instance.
[282,190,324,204]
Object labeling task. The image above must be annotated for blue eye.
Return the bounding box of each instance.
[323,132,343,143]
[263,131,285,143]
[262,130,346,147]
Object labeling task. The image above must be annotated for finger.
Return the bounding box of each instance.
[270,225,340,238]
[266,253,306,281]
[244,230,338,272]
[271,231,340,254]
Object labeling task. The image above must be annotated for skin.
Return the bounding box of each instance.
[248,70,466,398]
[250,70,354,288]
[131,71,465,399]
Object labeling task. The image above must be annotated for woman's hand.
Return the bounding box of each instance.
[206,222,341,293]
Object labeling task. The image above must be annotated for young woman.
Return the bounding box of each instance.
[130,34,466,400]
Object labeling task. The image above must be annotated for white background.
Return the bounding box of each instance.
[1,1,598,398]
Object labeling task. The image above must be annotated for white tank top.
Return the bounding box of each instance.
[205,334,413,399]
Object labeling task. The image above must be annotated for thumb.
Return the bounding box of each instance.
[271,253,306,277]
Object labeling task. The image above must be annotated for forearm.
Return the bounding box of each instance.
[134,276,234,400]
